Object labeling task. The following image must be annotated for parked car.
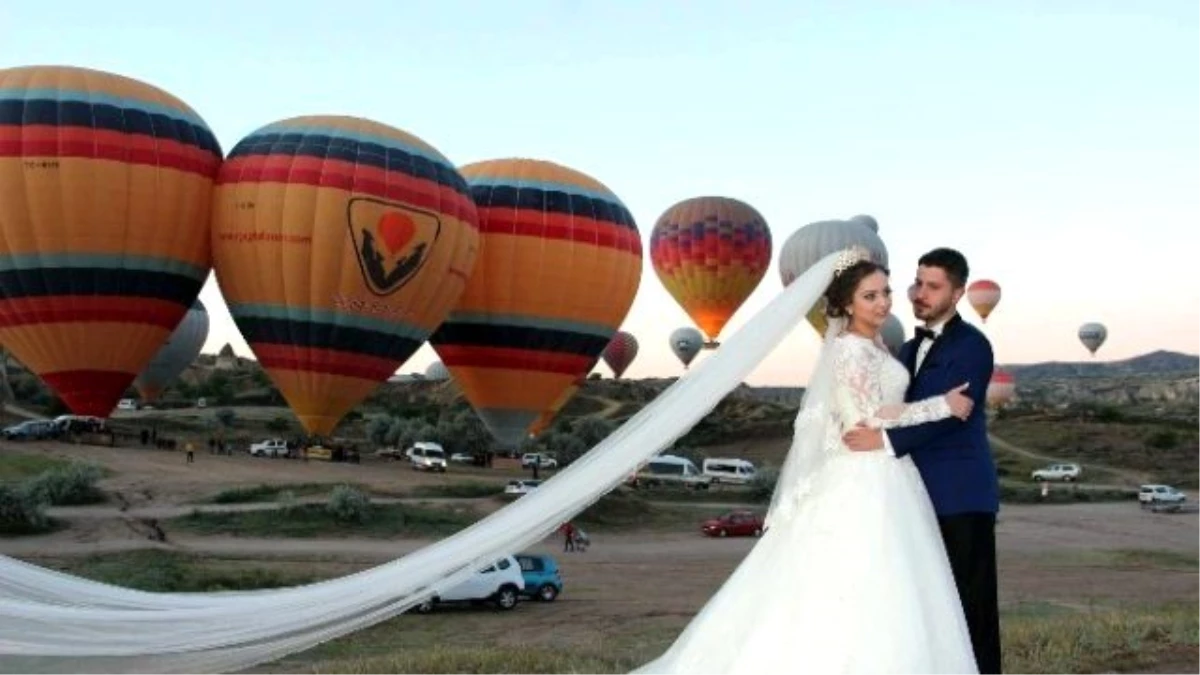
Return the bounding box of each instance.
[1031,463,1081,482]
[521,452,558,469]
[505,479,542,496]
[249,438,289,457]
[701,510,765,538]
[1139,484,1187,508]
[409,443,447,472]
[449,452,474,464]
[414,555,524,612]
[633,454,712,490]
[702,458,757,485]
[116,398,138,411]
[514,553,563,602]
[2,419,59,441]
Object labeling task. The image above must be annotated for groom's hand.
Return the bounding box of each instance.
[843,423,884,451]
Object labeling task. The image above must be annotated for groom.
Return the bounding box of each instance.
[843,247,1002,674]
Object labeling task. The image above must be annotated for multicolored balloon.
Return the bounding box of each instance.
[134,299,210,402]
[429,158,642,448]
[1078,322,1107,356]
[602,330,638,379]
[212,115,480,436]
[0,65,222,416]
[987,369,1015,407]
[967,279,1001,323]
[670,326,704,368]
[779,215,888,337]
[650,196,772,343]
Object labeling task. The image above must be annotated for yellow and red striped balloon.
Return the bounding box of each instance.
[651,196,772,342]
[0,65,222,416]
[212,115,479,436]
[429,158,642,447]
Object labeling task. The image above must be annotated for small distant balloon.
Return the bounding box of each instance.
[669,327,704,369]
[602,331,638,379]
[1078,322,1107,356]
[424,361,450,382]
[987,369,1016,408]
[967,280,1002,323]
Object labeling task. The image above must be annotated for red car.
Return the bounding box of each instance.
[701,510,765,538]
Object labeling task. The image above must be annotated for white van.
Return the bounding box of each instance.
[702,458,757,485]
[635,454,711,489]
[408,441,447,472]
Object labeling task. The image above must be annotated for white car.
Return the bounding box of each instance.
[504,480,542,496]
[449,452,474,463]
[1031,463,1081,482]
[414,555,525,612]
[409,443,448,472]
[520,453,558,469]
[249,439,289,457]
[1139,484,1187,508]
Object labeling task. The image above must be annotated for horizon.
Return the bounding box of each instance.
[3,1,1197,387]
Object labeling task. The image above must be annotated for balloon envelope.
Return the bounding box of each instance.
[602,330,638,379]
[779,216,888,337]
[134,300,210,401]
[0,65,222,417]
[429,158,642,448]
[1078,322,1107,355]
[967,279,1001,323]
[669,326,704,368]
[987,369,1016,407]
[212,115,480,436]
[650,196,772,341]
[424,361,450,382]
[880,314,905,357]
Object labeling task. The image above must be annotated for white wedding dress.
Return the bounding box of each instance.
[635,332,978,674]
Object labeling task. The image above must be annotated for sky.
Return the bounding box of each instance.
[3,0,1197,386]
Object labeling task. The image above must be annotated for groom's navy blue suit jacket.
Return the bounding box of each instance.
[889,313,1000,517]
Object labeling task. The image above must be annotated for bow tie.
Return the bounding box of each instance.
[915,327,939,342]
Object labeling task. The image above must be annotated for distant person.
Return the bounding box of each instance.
[184,441,195,464]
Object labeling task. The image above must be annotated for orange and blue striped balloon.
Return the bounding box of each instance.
[430,158,642,447]
[650,196,772,342]
[212,115,479,436]
[0,65,221,417]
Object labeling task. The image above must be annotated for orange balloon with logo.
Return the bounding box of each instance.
[212,115,479,436]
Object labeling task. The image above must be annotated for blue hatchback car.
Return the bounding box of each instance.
[514,553,563,602]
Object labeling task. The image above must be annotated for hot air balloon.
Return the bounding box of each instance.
[670,326,704,368]
[779,215,888,337]
[602,330,638,379]
[133,299,210,402]
[650,196,772,345]
[0,65,222,417]
[1078,322,1107,356]
[429,158,642,448]
[987,369,1015,408]
[212,115,480,437]
[967,279,1001,323]
[424,361,450,382]
[880,314,906,357]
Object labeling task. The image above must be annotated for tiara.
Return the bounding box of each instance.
[833,245,875,277]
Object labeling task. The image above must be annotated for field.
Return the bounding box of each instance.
[2,429,1197,674]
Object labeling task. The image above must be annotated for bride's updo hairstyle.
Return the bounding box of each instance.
[824,259,889,319]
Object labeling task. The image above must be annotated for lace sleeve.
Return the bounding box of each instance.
[832,337,952,431]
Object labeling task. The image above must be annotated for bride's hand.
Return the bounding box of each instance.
[944,383,973,420]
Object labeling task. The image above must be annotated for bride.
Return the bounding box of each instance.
[635,247,980,674]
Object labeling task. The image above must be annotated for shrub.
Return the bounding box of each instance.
[22,461,105,506]
[0,484,50,534]
[327,484,372,523]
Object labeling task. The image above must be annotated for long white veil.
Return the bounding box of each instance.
[764,315,845,529]
[0,250,844,674]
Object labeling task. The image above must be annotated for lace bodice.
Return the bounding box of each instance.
[825,333,952,446]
